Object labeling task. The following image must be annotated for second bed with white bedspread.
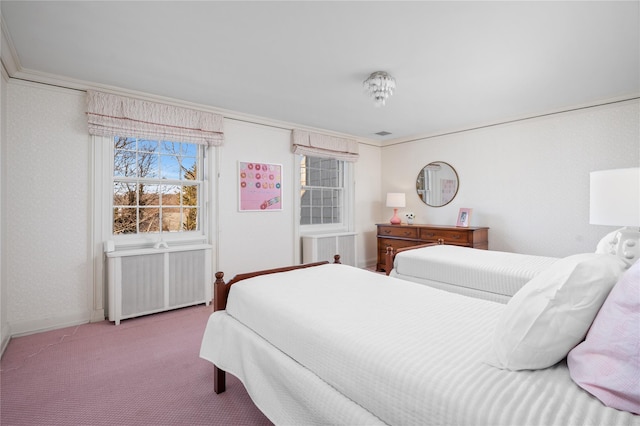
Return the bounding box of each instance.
[390,245,559,302]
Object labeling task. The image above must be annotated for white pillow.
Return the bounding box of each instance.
[488,253,627,371]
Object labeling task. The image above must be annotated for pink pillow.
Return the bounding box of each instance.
[567,260,640,414]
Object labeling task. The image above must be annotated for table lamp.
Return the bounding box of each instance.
[386,193,405,225]
[590,167,640,266]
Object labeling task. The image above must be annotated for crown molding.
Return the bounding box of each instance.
[0,13,19,77]
[379,94,640,148]
[2,60,381,147]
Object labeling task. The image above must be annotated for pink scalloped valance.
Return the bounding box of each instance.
[291,129,358,162]
[86,90,224,146]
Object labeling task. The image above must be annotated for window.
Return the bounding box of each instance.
[112,137,203,236]
[299,156,345,226]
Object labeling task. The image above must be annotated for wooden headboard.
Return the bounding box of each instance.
[214,254,342,311]
[384,243,439,275]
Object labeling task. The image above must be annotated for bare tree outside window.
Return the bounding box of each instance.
[112,137,201,235]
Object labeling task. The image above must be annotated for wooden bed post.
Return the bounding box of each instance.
[213,271,227,394]
[214,271,227,311]
[214,366,226,394]
[385,246,394,275]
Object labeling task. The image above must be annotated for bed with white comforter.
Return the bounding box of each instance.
[200,262,639,425]
[390,245,559,302]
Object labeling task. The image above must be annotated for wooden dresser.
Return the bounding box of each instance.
[376,224,489,272]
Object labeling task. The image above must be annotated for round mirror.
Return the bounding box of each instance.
[416,161,459,207]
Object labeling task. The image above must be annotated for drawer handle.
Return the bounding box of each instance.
[425,232,435,237]
[383,230,391,234]
[452,235,461,239]
[403,231,412,236]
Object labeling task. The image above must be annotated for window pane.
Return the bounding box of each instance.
[182,158,197,180]
[311,207,322,224]
[308,157,321,167]
[181,143,197,157]
[309,168,321,186]
[183,207,198,231]
[322,189,334,206]
[160,141,178,154]
[300,189,310,207]
[138,152,159,179]
[140,184,160,206]
[114,181,137,206]
[115,136,136,150]
[161,155,181,180]
[113,207,138,234]
[300,206,311,225]
[139,207,160,233]
[322,207,333,223]
[311,189,322,204]
[162,207,181,232]
[182,184,198,206]
[113,150,137,177]
[138,139,158,153]
[162,185,181,206]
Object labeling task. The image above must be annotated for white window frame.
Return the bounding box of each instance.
[296,154,354,235]
[93,135,210,251]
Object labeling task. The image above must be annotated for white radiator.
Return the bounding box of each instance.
[302,232,356,266]
[106,244,212,325]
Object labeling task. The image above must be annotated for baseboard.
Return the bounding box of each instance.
[90,308,106,323]
[0,324,11,358]
[8,310,92,338]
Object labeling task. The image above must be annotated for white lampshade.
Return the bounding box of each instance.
[590,168,640,227]
[386,193,406,208]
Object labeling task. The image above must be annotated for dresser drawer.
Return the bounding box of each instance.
[378,226,419,239]
[420,229,470,244]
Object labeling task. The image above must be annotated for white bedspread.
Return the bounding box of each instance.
[393,245,558,298]
[201,263,639,426]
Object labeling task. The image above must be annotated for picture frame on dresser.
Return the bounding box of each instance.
[456,208,472,227]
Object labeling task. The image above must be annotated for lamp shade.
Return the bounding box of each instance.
[386,193,406,208]
[590,168,640,227]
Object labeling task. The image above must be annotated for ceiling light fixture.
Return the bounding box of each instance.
[363,71,396,107]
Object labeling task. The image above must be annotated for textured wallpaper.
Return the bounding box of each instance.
[6,82,90,330]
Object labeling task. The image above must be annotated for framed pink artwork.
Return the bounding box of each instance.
[456,208,472,227]
[238,161,283,211]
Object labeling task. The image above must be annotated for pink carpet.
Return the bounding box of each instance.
[1,305,272,425]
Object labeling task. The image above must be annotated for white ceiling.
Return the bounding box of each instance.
[1,1,638,142]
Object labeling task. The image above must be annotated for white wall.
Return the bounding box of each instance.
[354,142,382,267]
[216,120,296,278]
[381,100,640,257]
